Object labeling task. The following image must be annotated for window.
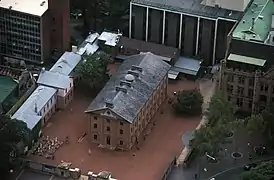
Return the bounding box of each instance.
[236,98,243,107]
[249,78,254,87]
[93,134,97,140]
[120,122,123,126]
[107,126,110,131]
[227,75,234,82]
[106,119,110,123]
[248,89,253,97]
[120,129,123,135]
[248,100,253,109]
[237,87,244,95]
[94,116,97,120]
[119,140,123,145]
[93,123,97,128]
[238,76,245,84]
[106,136,110,145]
[227,85,233,94]
[261,84,269,92]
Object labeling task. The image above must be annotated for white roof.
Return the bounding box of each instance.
[50,51,82,76]
[0,0,48,16]
[37,70,71,89]
[12,85,56,129]
[98,31,122,47]
[76,33,100,56]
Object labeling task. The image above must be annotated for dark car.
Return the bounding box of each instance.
[244,163,257,171]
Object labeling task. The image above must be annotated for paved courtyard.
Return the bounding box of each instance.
[28,80,200,180]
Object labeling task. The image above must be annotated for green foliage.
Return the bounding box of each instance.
[240,160,274,180]
[207,91,237,125]
[0,115,30,175]
[76,53,110,90]
[173,89,203,116]
[190,90,238,157]
[245,114,265,135]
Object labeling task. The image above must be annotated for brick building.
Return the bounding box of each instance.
[85,52,171,150]
[129,0,245,66]
[0,0,70,64]
[219,0,274,113]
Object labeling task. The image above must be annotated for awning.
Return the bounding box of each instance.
[173,57,201,76]
[168,70,179,79]
[227,54,266,66]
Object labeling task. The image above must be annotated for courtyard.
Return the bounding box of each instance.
[28,79,200,180]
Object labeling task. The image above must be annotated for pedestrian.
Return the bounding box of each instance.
[248,152,252,160]
[194,173,198,179]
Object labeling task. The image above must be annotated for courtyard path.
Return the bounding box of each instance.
[176,78,217,165]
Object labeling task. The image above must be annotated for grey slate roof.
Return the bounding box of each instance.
[50,51,82,76]
[37,70,71,89]
[85,52,171,123]
[132,0,243,20]
[12,85,57,130]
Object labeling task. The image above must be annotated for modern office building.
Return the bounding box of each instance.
[0,0,70,64]
[85,52,170,150]
[129,0,246,65]
[219,0,274,113]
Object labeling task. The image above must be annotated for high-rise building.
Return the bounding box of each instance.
[0,0,70,65]
[129,0,247,66]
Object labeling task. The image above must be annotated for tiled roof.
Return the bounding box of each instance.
[85,52,171,123]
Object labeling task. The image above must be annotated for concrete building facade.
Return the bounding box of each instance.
[85,52,170,150]
[129,0,244,65]
[0,0,70,64]
[219,0,274,113]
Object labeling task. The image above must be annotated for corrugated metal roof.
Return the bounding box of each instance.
[0,0,48,16]
[227,53,266,66]
[172,57,201,75]
[85,52,171,123]
[12,85,56,129]
[50,52,82,76]
[37,70,71,89]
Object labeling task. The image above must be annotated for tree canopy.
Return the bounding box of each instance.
[0,115,30,176]
[190,91,238,157]
[173,89,203,116]
[76,52,110,91]
[71,0,129,32]
[240,160,274,180]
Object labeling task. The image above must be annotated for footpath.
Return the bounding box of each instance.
[176,78,216,165]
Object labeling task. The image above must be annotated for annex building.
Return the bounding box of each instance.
[129,0,245,66]
[219,0,274,113]
[85,52,170,150]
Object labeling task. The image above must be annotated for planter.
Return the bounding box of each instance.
[231,152,243,159]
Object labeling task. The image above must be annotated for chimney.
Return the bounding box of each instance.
[34,103,38,113]
[131,65,143,72]
[104,98,114,108]
[116,86,127,93]
[120,80,131,87]
[128,70,139,77]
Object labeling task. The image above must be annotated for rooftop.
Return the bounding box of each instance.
[76,33,100,56]
[85,52,171,123]
[232,0,274,42]
[98,31,122,47]
[12,85,56,129]
[0,0,48,16]
[131,0,243,20]
[118,37,179,61]
[50,51,82,76]
[37,70,71,89]
[0,75,18,104]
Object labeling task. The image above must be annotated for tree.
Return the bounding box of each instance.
[76,52,110,90]
[245,114,266,135]
[240,160,274,180]
[206,90,237,125]
[0,115,30,176]
[173,89,203,116]
[191,123,229,158]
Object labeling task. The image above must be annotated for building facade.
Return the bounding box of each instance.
[129,0,244,66]
[0,0,70,64]
[219,0,274,113]
[85,52,170,150]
